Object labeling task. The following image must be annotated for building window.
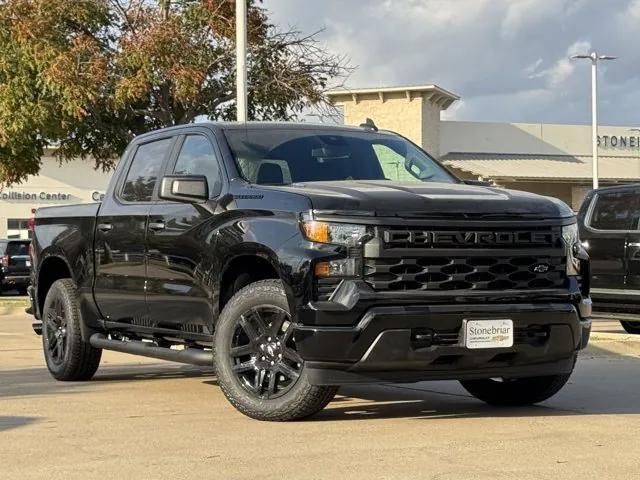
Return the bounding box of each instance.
[7,218,30,239]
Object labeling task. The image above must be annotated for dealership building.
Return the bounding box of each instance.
[0,156,111,238]
[328,84,640,209]
[2,82,640,238]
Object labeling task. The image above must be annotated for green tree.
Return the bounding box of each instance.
[0,0,350,185]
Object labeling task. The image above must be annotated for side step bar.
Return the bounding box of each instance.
[32,321,43,335]
[89,333,213,367]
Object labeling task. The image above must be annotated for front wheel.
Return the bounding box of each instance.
[620,321,640,334]
[460,366,574,406]
[214,279,337,421]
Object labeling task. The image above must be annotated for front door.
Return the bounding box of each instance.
[94,136,175,322]
[146,131,224,333]
[583,189,639,290]
[622,190,640,290]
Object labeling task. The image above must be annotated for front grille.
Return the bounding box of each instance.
[365,255,567,291]
[381,225,563,250]
[366,224,568,292]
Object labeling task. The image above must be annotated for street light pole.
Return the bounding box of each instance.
[590,55,599,190]
[571,52,617,190]
[236,0,248,122]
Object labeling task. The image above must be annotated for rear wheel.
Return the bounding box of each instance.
[42,279,102,381]
[214,279,337,421]
[460,362,574,406]
[620,321,640,334]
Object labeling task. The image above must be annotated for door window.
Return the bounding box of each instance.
[121,138,173,202]
[589,191,640,231]
[173,135,221,196]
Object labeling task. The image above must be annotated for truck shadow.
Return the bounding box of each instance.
[0,363,215,400]
[0,416,39,432]
[312,344,640,421]
[3,345,638,422]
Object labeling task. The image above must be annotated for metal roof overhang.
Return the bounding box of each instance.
[441,152,640,183]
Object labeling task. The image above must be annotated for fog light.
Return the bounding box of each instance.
[314,258,358,278]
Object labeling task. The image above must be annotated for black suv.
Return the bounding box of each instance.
[578,184,640,333]
[29,122,591,421]
[0,239,31,295]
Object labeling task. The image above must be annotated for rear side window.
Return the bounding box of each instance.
[121,138,173,202]
[6,241,29,256]
[173,135,221,196]
[589,191,640,230]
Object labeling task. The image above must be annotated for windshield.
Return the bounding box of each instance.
[6,241,29,256]
[223,127,457,185]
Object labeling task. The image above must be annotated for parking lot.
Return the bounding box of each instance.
[1,305,640,480]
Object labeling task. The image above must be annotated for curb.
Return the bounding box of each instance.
[0,299,29,317]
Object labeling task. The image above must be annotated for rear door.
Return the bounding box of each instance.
[94,135,176,322]
[145,129,224,332]
[582,189,639,291]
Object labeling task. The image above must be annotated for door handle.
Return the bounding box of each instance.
[148,221,166,232]
[97,223,113,233]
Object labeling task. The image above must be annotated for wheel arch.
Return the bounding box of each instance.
[218,249,283,316]
[36,254,74,318]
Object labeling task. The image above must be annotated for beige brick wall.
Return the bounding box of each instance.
[342,92,424,145]
[421,99,441,156]
[339,92,445,156]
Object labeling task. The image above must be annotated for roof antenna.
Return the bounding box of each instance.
[360,118,378,131]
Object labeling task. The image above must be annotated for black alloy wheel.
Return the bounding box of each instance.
[214,279,337,421]
[229,305,303,399]
[41,279,102,381]
[43,295,68,366]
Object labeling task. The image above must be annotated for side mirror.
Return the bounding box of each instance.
[464,179,492,187]
[159,175,208,203]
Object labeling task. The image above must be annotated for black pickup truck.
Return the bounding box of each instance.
[29,122,592,421]
[578,184,640,333]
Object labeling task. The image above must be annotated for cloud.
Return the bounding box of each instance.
[527,41,591,88]
[264,0,640,125]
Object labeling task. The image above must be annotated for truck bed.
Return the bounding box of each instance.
[32,202,101,297]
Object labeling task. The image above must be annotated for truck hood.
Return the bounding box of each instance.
[272,181,574,219]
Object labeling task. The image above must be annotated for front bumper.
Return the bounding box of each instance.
[293,289,591,386]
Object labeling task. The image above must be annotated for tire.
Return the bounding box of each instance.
[214,279,337,421]
[41,279,102,381]
[460,359,575,406]
[620,321,640,334]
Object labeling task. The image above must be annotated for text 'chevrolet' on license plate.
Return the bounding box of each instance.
[464,319,514,349]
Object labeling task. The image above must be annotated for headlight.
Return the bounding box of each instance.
[302,221,367,246]
[562,223,580,275]
[303,221,368,279]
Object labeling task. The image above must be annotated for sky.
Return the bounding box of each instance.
[263,0,640,126]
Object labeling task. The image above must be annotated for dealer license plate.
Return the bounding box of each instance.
[463,319,513,349]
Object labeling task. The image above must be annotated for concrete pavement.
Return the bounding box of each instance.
[1,311,639,480]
